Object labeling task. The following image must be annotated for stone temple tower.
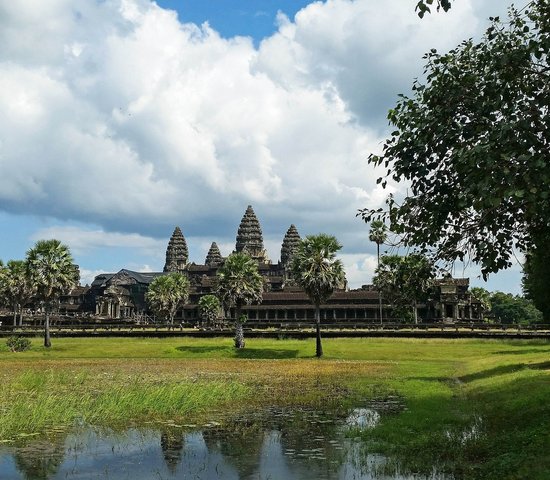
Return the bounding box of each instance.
[235,205,270,263]
[163,226,189,272]
[205,242,223,267]
[280,224,301,267]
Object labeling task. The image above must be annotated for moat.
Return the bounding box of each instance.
[0,405,451,480]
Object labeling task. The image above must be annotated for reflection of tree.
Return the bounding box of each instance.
[202,421,264,478]
[160,429,184,473]
[13,434,66,480]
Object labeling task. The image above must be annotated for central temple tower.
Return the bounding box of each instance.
[235,205,270,263]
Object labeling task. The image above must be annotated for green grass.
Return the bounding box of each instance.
[1,336,549,479]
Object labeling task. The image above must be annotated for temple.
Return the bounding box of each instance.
[67,205,483,323]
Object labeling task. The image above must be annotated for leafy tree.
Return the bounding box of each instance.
[216,253,263,349]
[360,1,550,279]
[489,291,543,325]
[0,260,35,326]
[146,272,190,324]
[369,220,388,323]
[373,254,435,323]
[470,287,492,312]
[291,234,345,357]
[198,294,221,328]
[522,236,550,321]
[26,240,79,348]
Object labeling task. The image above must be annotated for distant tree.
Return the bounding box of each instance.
[26,240,79,348]
[489,291,543,325]
[146,272,190,325]
[360,1,550,279]
[369,220,388,323]
[216,253,263,349]
[0,260,35,326]
[470,287,492,313]
[198,294,221,328]
[373,254,435,323]
[292,234,345,357]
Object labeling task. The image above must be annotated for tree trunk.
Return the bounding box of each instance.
[44,309,51,348]
[413,304,418,324]
[377,242,383,325]
[13,307,17,327]
[234,305,245,348]
[315,304,323,358]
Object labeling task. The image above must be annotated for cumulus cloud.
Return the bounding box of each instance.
[31,226,165,256]
[0,0,511,287]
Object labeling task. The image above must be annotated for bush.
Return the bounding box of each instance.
[6,336,31,352]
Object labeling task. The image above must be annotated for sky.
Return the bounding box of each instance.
[0,0,526,291]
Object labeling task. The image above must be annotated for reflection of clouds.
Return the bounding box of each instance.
[3,412,453,479]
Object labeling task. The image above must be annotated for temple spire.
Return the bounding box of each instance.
[280,224,301,267]
[205,242,223,267]
[163,226,188,272]
[235,205,269,263]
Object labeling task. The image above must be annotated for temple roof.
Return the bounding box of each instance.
[164,226,188,272]
[235,205,269,262]
[91,269,165,287]
[280,224,301,266]
[205,242,223,266]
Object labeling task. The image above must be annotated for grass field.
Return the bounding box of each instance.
[1,337,549,479]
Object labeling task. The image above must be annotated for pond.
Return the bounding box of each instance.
[0,405,452,479]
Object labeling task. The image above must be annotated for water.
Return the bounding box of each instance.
[0,406,452,479]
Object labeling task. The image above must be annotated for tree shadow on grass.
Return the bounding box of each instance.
[493,349,550,355]
[175,345,300,359]
[409,361,550,384]
[459,361,550,383]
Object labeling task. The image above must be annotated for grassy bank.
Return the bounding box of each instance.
[1,337,549,478]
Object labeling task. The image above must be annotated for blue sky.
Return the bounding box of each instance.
[0,0,526,292]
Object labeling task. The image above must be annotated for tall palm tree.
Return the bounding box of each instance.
[369,220,387,324]
[198,294,221,329]
[26,240,79,348]
[216,253,263,348]
[3,260,36,326]
[291,234,345,358]
[146,272,190,324]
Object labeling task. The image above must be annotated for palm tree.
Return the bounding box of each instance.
[369,220,387,324]
[198,294,221,328]
[146,272,190,325]
[216,253,263,348]
[26,240,79,348]
[3,260,35,326]
[291,234,345,358]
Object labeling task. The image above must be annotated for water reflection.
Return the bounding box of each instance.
[0,406,452,479]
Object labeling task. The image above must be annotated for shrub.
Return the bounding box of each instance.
[6,336,31,352]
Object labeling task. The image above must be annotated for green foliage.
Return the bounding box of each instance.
[368,220,388,248]
[146,272,190,324]
[291,234,345,357]
[26,240,78,305]
[415,0,452,18]
[197,294,221,327]
[26,239,79,348]
[470,287,492,312]
[489,291,543,325]
[291,234,345,307]
[373,254,435,321]
[6,336,31,352]
[360,1,550,279]
[523,235,550,321]
[216,253,264,348]
[0,260,35,326]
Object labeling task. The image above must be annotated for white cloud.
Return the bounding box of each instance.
[31,226,165,256]
[0,0,523,292]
